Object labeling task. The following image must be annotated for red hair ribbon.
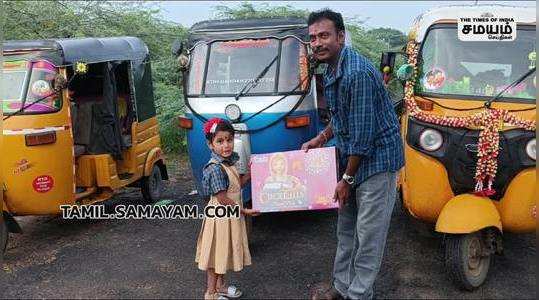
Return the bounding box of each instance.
[203,118,223,135]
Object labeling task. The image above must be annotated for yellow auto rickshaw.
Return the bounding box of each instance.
[1,37,168,257]
[381,5,536,290]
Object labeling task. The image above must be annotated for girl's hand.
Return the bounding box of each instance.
[242,208,261,217]
[215,191,237,206]
[218,198,236,206]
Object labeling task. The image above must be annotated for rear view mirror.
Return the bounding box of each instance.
[380,52,397,75]
[396,64,414,81]
[53,73,68,91]
[177,54,190,71]
[171,40,184,57]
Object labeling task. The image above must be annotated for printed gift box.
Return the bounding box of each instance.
[251,147,339,213]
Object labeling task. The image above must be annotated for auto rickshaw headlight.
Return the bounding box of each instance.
[225,104,241,122]
[419,129,443,152]
[526,138,536,160]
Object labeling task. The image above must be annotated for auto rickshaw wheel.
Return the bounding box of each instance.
[445,231,491,291]
[141,165,163,203]
[0,219,8,254]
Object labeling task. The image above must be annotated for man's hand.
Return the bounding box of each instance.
[242,208,261,216]
[333,180,351,208]
[301,135,323,152]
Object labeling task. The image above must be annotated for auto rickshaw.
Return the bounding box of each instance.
[380,5,536,290]
[173,18,328,203]
[1,37,168,257]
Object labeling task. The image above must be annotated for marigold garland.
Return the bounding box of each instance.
[404,41,536,196]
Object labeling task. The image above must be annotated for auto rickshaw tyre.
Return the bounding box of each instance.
[0,219,8,255]
[141,165,163,203]
[444,232,491,291]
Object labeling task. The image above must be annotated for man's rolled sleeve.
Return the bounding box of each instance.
[346,71,376,157]
[202,164,229,196]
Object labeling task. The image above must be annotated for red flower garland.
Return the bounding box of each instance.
[404,41,536,195]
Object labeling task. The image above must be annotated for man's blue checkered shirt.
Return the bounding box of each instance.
[324,46,404,185]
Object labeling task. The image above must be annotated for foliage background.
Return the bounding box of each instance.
[2,1,407,153]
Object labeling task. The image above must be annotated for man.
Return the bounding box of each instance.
[302,9,404,300]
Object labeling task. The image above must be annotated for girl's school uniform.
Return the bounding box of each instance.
[195,152,251,274]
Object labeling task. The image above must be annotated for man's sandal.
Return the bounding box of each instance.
[217,285,243,299]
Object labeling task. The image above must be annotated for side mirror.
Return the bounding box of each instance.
[380,52,397,74]
[53,73,68,91]
[380,52,398,84]
[177,54,190,71]
[396,64,414,81]
[171,40,184,57]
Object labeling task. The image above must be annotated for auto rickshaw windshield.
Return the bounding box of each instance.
[2,59,61,115]
[187,37,308,96]
[416,25,536,103]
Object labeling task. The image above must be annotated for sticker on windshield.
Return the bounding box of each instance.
[422,68,446,90]
[458,13,516,42]
[529,51,536,69]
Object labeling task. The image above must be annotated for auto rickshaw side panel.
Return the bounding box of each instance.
[74,118,163,190]
[402,142,455,223]
[3,85,75,215]
[494,168,536,233]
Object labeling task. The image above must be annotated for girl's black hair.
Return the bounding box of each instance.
[205,120,235,141]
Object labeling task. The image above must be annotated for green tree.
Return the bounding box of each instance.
[367,27,407,49]
[213,2,309,19]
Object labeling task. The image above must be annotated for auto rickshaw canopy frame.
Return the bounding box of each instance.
[3,36,150,67]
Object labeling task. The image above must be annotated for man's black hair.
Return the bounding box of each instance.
[307,8,345,32]
[205,120,235,142]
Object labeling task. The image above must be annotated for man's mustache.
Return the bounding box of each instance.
[313,47,328,54]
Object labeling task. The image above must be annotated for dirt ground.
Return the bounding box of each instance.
[0,156,536,299]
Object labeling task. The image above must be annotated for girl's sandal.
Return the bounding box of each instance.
[204,291,228,300]
[217,285,242,299]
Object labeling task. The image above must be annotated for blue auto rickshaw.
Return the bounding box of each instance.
[174,17,330,202]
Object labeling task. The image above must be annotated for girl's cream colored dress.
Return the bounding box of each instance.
[195,159,251,274]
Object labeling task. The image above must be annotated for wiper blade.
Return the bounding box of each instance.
[2,92,57,121]
[484,67,536,108]
[234,55,278,100]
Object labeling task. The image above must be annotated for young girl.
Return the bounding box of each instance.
[195,117,259,300]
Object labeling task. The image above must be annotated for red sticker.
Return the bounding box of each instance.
[33,175,54,193]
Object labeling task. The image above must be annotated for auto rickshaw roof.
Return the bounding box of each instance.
[408,5,536,42]
[187,17,308,48]
[3,36,149,66]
